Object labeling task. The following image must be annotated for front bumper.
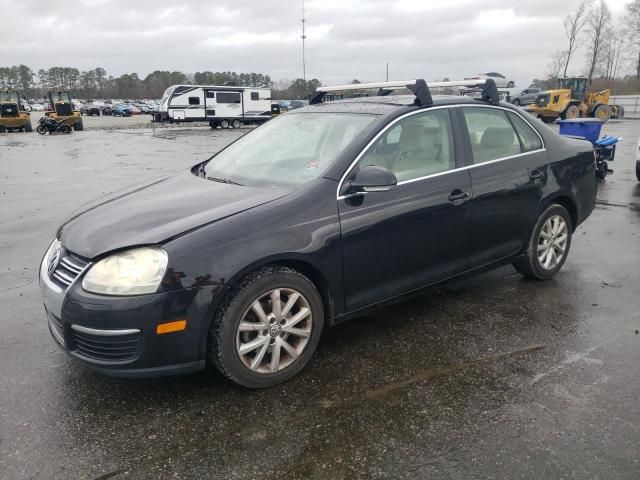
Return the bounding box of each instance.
[40,248,226,377]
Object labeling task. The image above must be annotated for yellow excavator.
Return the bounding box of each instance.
[527,77,623,123]
[0,90,32,132]
[45,90,83,130]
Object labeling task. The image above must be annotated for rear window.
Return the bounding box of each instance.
[507,112,543,152]
[462,108,521,164]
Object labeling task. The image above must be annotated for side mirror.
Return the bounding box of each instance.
[349,165,397,193]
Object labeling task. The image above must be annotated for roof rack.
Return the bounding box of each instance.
[310,78,499,107]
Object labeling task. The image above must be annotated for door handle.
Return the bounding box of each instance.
[529,169,544,180]
[448,190,471,204]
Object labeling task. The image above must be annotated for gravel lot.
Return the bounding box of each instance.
[0,119,639,479]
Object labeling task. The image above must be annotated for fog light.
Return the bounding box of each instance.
[156,320,187,334]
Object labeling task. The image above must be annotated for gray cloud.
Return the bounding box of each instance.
[0,0,629,87]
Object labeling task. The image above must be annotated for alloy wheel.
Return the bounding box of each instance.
[537,215,568,270]
[235,288,313,374]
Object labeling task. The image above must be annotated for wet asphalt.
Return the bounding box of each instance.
[0,121,639,480]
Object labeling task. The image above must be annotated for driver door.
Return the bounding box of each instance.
[338,108,472,311]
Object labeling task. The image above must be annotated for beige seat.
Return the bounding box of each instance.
[477,127,518,163]
[391,124,443,182]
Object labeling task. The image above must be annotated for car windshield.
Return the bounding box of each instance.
[203,112,377,187]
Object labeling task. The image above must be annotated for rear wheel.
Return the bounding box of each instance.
[513,204,572,280]
[209,266,324,388]
[74,119,84,131]
[512,99,521,106]
[594,105,611,122]
[636,160,640,182]
[24,120,33,132]
[564,105,580,120]
[220,119,230,129]
[61,124,72,134]
[616,106,624,119]
[540,116,557,124]
[209,120,218,128]
[232,119,242,129]
[507,81,515,88]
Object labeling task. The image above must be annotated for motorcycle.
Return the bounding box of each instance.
[36,117,72,135]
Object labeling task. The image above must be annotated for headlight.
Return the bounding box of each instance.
[82,247,168,296]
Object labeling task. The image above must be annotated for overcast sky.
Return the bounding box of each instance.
[0,0,631,87]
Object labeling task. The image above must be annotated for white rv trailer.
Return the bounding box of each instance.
[156,84,272,128]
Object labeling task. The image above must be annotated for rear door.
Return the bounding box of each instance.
[458,106,547,267]
[338,108,472,311]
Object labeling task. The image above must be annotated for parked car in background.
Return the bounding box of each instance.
[288,99,309,109]
[112,104,133,117]
[134,103,153,114]
[31,103,44,111]
[101,106,113,116]
[511,87,542,106]
[465,72,515,88]
[81,103,102,116]
[39,79,597,388]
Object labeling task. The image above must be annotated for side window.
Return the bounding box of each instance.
[354,109,455,183]
[205,91,215,99]
[462,108,521,164]
[188,97,200,105]
[251,92,259,100]
[507,112,543,152]
[217,92,241,104]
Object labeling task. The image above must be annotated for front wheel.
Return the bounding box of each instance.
[564,105,580,120]
[507,81,515,88]
[513,204,572,280]
[61,124,72,134]
[220,119,230,129]
[594,105,611,122]
[74,119,84,131]
[209,266,324,388]
[231,119,242,129]
[36,125,47,135]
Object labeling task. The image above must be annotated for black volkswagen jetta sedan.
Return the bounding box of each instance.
[40,80,597,388]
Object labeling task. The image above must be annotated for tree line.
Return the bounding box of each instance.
[545,0,640,93]
[0,65,321,100]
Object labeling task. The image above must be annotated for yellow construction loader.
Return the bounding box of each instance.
[527,77,623,124]
[0,90,32,132]
[45,90,83,130]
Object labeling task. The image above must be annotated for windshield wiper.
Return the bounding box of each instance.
[206,175,244,186]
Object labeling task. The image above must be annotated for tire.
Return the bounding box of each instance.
[24,121,32,132]
[564,105,580,120]
[74,119,84,131]
[540,116,557,124]
[36,125,47,135]
[61,124,72,134]
[593,105,611,123]
[507,81,515,88]
[231,119,242,129]
[616,106,624,119]
[209,121,219,129]
[209,266,324,388]
[513,204,572,280]
[512,99,521,106]
[636,160,640,182]
[220,119,230,129]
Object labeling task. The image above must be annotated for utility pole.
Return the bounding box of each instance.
[386,62,389,81]
[301,0,307,87]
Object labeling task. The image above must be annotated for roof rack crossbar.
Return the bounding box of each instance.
[310,78,499,106]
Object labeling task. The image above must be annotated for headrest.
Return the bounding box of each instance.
[481,127,515,149]
[399,124,439,152]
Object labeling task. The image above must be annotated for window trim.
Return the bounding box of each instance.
[337,104,545,200]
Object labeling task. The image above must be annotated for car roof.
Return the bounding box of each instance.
[291,94,513,115]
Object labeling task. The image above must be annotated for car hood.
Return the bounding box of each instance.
[58,171,291,259]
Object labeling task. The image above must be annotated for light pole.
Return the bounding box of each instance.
[301,0,307,92]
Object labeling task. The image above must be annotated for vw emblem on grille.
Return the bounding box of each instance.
[47,245,61,276]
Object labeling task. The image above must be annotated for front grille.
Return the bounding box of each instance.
[71,328,141,363]
[535,94,550,107]
[51,252,89,288]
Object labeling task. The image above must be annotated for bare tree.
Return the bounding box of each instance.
[548,50,567,81]
[625,0,640,77]
[563,0,592,77]
[585,0,612,83]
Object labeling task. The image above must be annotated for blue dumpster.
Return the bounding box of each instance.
[558,118,603,143]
